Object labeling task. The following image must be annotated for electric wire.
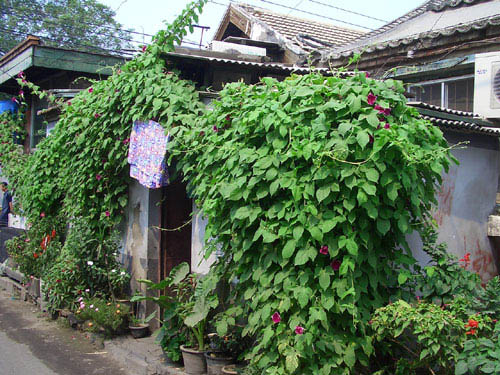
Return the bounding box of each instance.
[306,0,388,23]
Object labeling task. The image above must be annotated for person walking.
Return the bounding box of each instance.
[0,182,13,227]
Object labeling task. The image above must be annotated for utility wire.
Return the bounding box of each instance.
[307,0,388,23]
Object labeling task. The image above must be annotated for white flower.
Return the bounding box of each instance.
[120,271,126,276]
[78,297,83,302]
[85,288,90,292]
[111,269,116,273]
[95,308,99,312]
[87,261,94,266]
[90,304,94,308]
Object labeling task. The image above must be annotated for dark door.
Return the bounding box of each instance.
[160,178,192,280]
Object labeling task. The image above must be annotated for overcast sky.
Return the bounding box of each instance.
[99,0,425,49]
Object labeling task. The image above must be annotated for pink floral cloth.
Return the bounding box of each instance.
[127,120,170,188]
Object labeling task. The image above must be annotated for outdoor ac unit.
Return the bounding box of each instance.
[474,52,500,118]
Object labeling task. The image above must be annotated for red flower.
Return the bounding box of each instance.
[33,253,39,259]
[367,93,377,106]
[142,45,147,53]
[94,113,101,119]
[467,319,479,328]
[319,245,328,255]
[17,71,24,78]
[40,212,45,218]
[213,126,218,133]
[466,329,477,335]
[365,71,370,78]
[88,87,93,93]
[19,90,24,96]
[67,101,71,106]
[384,123,390,129]
[272,312,281,324]
[51,229,56,238]
[331,259,341,271]
[123,138,130,145]
[295,326,304,335]
[56,279,61,283]
[383,108,391,116]
[105,210,110,217]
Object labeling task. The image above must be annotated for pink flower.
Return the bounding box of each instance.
[319,245,328,255]
[105,211,110,217]
[94,113,101,119]
[88,87,93,93]
[85,289,90,292]
[11,97,17,103]
[365,71,370,78]
[213,126,218,132]
[383,108,391,116]
[40,212,45,218]
[295,326,304,335]
[123,138,130,145]
[96,174,102,181]
[272,312,281,324]
[67,101,71,106]
[374,104,384,113]
[369,134,374,144]
[17,71,24,78]
[19,90,24,96]
[331,259,341,271]
[384,123,390,129]
[142,45,147,53]
[367,93,377,106]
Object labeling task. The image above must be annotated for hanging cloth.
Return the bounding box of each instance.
[127,120,170,189]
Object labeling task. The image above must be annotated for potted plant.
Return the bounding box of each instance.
[131,262,217,374]
[129,311,155,339]
[205,333,233,375]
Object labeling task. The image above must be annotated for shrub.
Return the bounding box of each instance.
[77,297,130,336]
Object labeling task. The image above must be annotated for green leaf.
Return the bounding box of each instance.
[357,131,369,149]
[286,353,299,373]
[316,185,330,203]
[295,249,310,266]
[376,219,390,235]
[365,168,379,183]
[234,206,251,220]
[338,122,352,136]
[319,271,330,290]
[309,226,323,241]
[455,361,468,375]
[345,239,358,257]
[283,239,297,259]
[344,345,356,368]
[293,226,304,241]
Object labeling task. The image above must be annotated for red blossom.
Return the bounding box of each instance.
[33,253,39,259]
[319,245,329,255]
[294,326,304,335]
[384,123,390,129]
[105,210,110,217]
[94,113,101,119]
[142,45,147,52]
[466,329,477,335]
[88,87,93,93]
[272,312,281,324]
[213,126,219,133]
[365,71,370,78]
[367,93,377,106]
[123,138,130,145]
[466,319,479,328]
[331,259,342,271]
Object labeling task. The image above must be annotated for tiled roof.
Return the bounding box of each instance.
[323,0,500,60]
[408,101,500,136]
[234,3,364,51]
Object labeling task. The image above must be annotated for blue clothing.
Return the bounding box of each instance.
[0,191,12,227]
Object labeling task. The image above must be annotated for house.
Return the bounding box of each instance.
[213,3,364,64]
[311,0,500,281]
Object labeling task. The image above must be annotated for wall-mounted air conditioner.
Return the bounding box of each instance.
[474,52,500,118]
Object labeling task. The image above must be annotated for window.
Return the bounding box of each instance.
[409,76,474,112]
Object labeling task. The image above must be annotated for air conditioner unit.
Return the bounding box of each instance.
[474,52,500,118]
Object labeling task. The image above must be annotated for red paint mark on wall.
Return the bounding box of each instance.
[432,168,457,226]
[468,238,496,283]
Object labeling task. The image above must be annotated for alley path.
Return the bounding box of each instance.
[0,289,129,375]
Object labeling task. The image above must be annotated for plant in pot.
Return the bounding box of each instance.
[131,262,217,374]
[129,310,155,339]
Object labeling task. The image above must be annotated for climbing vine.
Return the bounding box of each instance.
[171,72,454,374]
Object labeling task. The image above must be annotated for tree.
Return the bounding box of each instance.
[0,0,133,56]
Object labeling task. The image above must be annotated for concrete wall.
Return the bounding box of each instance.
[410,130,500,282]
[120,179,161,322]
[191,203,216,274]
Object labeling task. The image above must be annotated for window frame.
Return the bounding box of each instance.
[409,74,474,110]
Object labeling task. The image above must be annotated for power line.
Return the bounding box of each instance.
[258,0,374,30]
[307,0,388,23]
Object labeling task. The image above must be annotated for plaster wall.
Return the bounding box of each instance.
[409,131,500,282]
[120,178,161,323]
[191,203,216,274]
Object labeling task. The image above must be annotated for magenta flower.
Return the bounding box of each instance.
[141,45,147,53]
[96,174,102,181]
[11,97,17,103]
[374,104,384,113]
[365,71,371,78]
[105,210,110,217]
[123,138,130,145]
[40,212,45,218]
[88,87,93,93]
[295,326,305,335]
[19,90,24,96]
[67,101,71,106]
[319,245,328,255]
[17,71,24,78]
[94,113,101,119]
[369,134,374,144]
[384,123,390,129]
[331,259,341,271]
[213,126,218,132]
[383,108,391,116]
[272,312,281,324]
[367,93,377,106]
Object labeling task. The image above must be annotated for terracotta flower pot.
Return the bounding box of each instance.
[180,345,207,375]
[221,364,245,374]
[205,351,233,375]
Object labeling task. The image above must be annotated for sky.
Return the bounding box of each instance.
[99,0,425,49]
